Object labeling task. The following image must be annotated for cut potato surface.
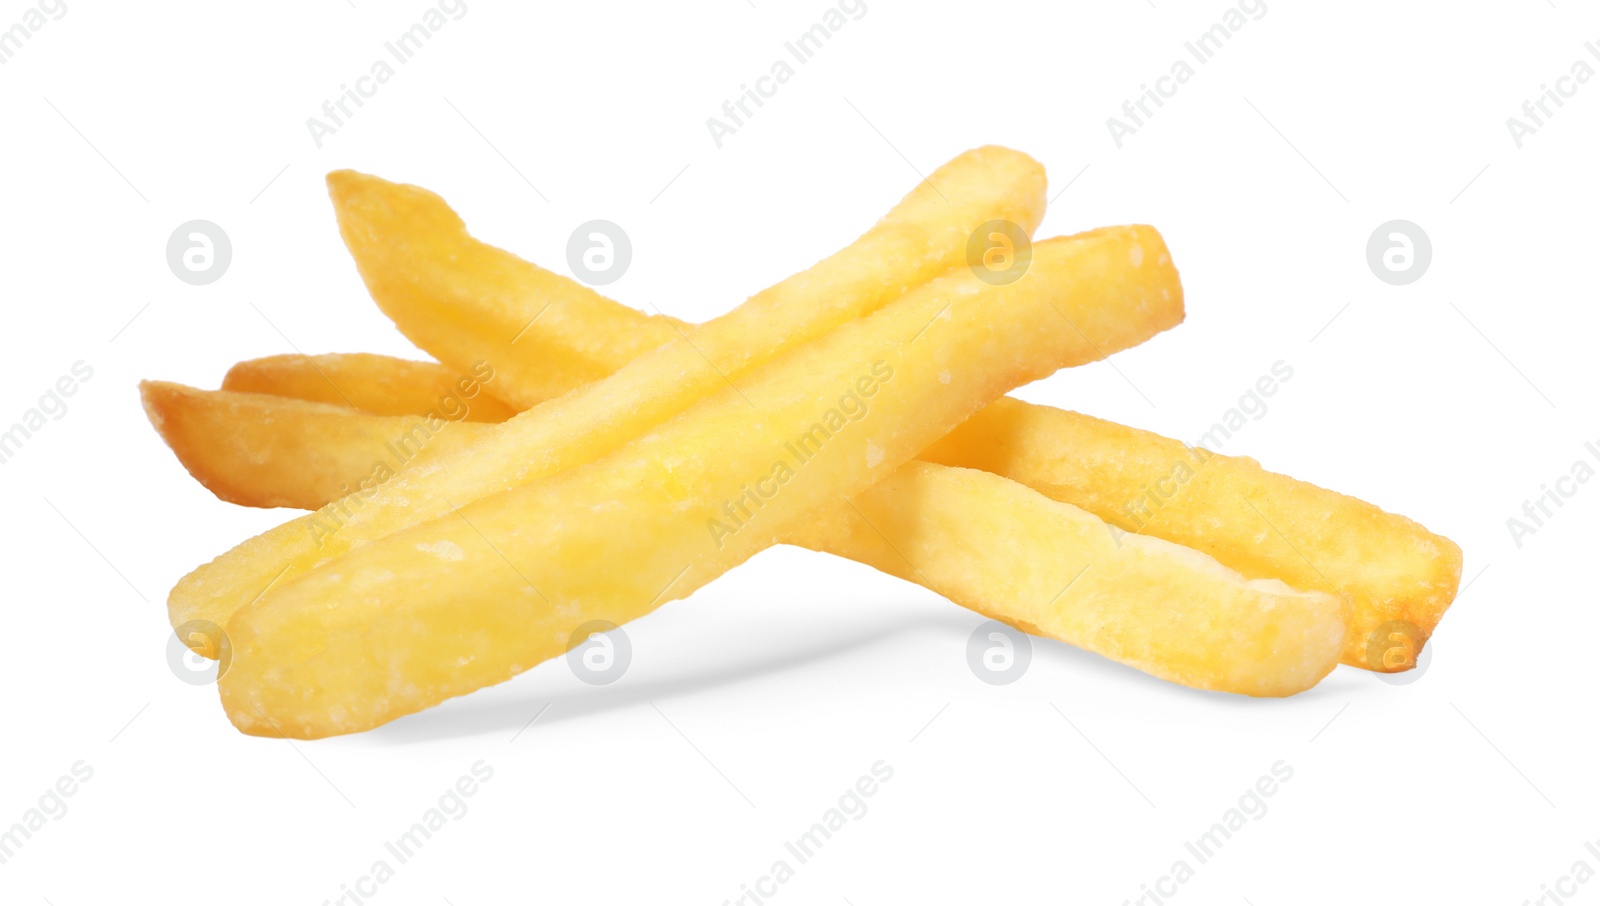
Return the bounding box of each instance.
[153,236,1454,672]
[791,462,1347,697]
[323,176,1459,670]
[220,233,1185,737]
[169,147,1051,639]
[922,401,1462,668]
[138,143,1466,741]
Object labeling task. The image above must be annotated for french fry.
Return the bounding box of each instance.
[146,384,1347,697]
[145,370,1439,675]
[327,178,684,409]
[919,401,1462,669]
[141,381,485,509]
[327,145,1045,411]
[219,233,1187,738]
[156,322,1458,674]
[156,303,1459,673]
[222,353,517,423]
[790,462,1346,696]
[320,167,1458,671]
[168,147,1051,639]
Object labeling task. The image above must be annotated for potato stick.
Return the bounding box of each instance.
[146,385,1346,697]
[158,292,1456,672]
[171,147,1049,638]
[320,169,1458,672]
[790,463,1345,696]
[920,400,1462,668]
[267,341,1452,670]
[146,364,1431,675]
[328,145,1044,411]
[140,382,487,510]
[149,382,1346,697]
[327,177,684,409]
[222,353,516,423]
[219,233,1186,738]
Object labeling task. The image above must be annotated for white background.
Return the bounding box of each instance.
[1,1,1596,903]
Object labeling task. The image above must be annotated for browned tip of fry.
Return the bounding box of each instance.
[138,379,166,431]
[141,380,379,511]
[142,380,271,508]
[141,380,215,491]
[1360,526,1463,673]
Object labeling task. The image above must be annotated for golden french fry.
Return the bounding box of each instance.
[146,383,1349,698]
[219,232,1186,738]
[162,329,1456,674]
[327,147,1045,411]
[328,177,684,409]
[222,353,517,423]
[791,462,1346,696]
[921,401,1462,669]
[140,381,487,510]
[323,170,1458,671]
[169,147,1050,638]
[145,364,1428,679]
[158,284,1456,673]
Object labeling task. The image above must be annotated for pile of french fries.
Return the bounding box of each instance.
[141,147,1462,739]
